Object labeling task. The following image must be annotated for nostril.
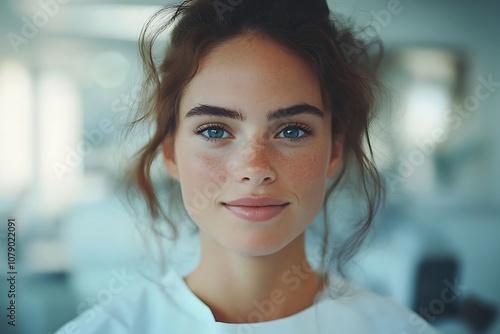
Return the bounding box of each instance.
[241,175,272,184]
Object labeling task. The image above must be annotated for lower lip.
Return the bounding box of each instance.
[223,204,289,222]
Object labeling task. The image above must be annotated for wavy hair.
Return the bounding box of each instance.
[126,0,384,280]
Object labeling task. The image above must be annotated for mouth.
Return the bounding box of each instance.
[221,196,290,222]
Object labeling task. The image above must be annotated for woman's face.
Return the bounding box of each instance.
[163,34,342,256]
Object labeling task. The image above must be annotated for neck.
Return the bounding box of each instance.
[184,232,324,323]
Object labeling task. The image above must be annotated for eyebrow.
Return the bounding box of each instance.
[184,104,324,121]
[268,104,324,121]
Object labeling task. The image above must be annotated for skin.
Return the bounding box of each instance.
[162,33,343,323]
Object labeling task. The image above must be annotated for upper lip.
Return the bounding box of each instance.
[223,197,289,207]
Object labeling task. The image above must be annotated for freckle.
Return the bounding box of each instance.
[202,156,219,170]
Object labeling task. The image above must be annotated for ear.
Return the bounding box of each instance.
[161,139,179,180]
[327,136,344,179]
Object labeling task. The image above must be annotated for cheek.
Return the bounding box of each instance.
[183,151,222,175]
[287,145,328,179]
[283,146,329,203]
[176,146,228,207]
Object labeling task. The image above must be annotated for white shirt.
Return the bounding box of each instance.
[55,269,440,334]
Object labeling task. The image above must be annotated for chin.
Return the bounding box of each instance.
[220,231,302,257]
[229,245,288,257]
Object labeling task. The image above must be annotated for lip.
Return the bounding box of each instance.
[224,197,288,207]
[222,197,289,222]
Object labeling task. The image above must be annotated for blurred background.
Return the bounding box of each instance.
[0,0,499,333]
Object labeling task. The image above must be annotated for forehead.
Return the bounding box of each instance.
[180,34,324,116]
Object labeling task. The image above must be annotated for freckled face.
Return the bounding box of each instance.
[163,34,341,256]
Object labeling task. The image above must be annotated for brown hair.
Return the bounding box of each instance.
[126,0,384,279]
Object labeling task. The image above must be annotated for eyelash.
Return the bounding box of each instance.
[193,124,229,143]
[193,122,313,143]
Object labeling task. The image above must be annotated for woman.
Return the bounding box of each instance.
[56,0,439,333]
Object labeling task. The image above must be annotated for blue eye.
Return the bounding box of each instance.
[204,128,227,138]
[194,124,231,142]
[277,123,312,142]
[278,127,305,139]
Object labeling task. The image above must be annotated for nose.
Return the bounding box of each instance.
[230,141,277,186]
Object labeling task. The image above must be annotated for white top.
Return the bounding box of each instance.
[55,269,440,334]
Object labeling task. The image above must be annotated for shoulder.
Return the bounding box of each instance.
[54,271,181,334]
[318,276,441,334]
